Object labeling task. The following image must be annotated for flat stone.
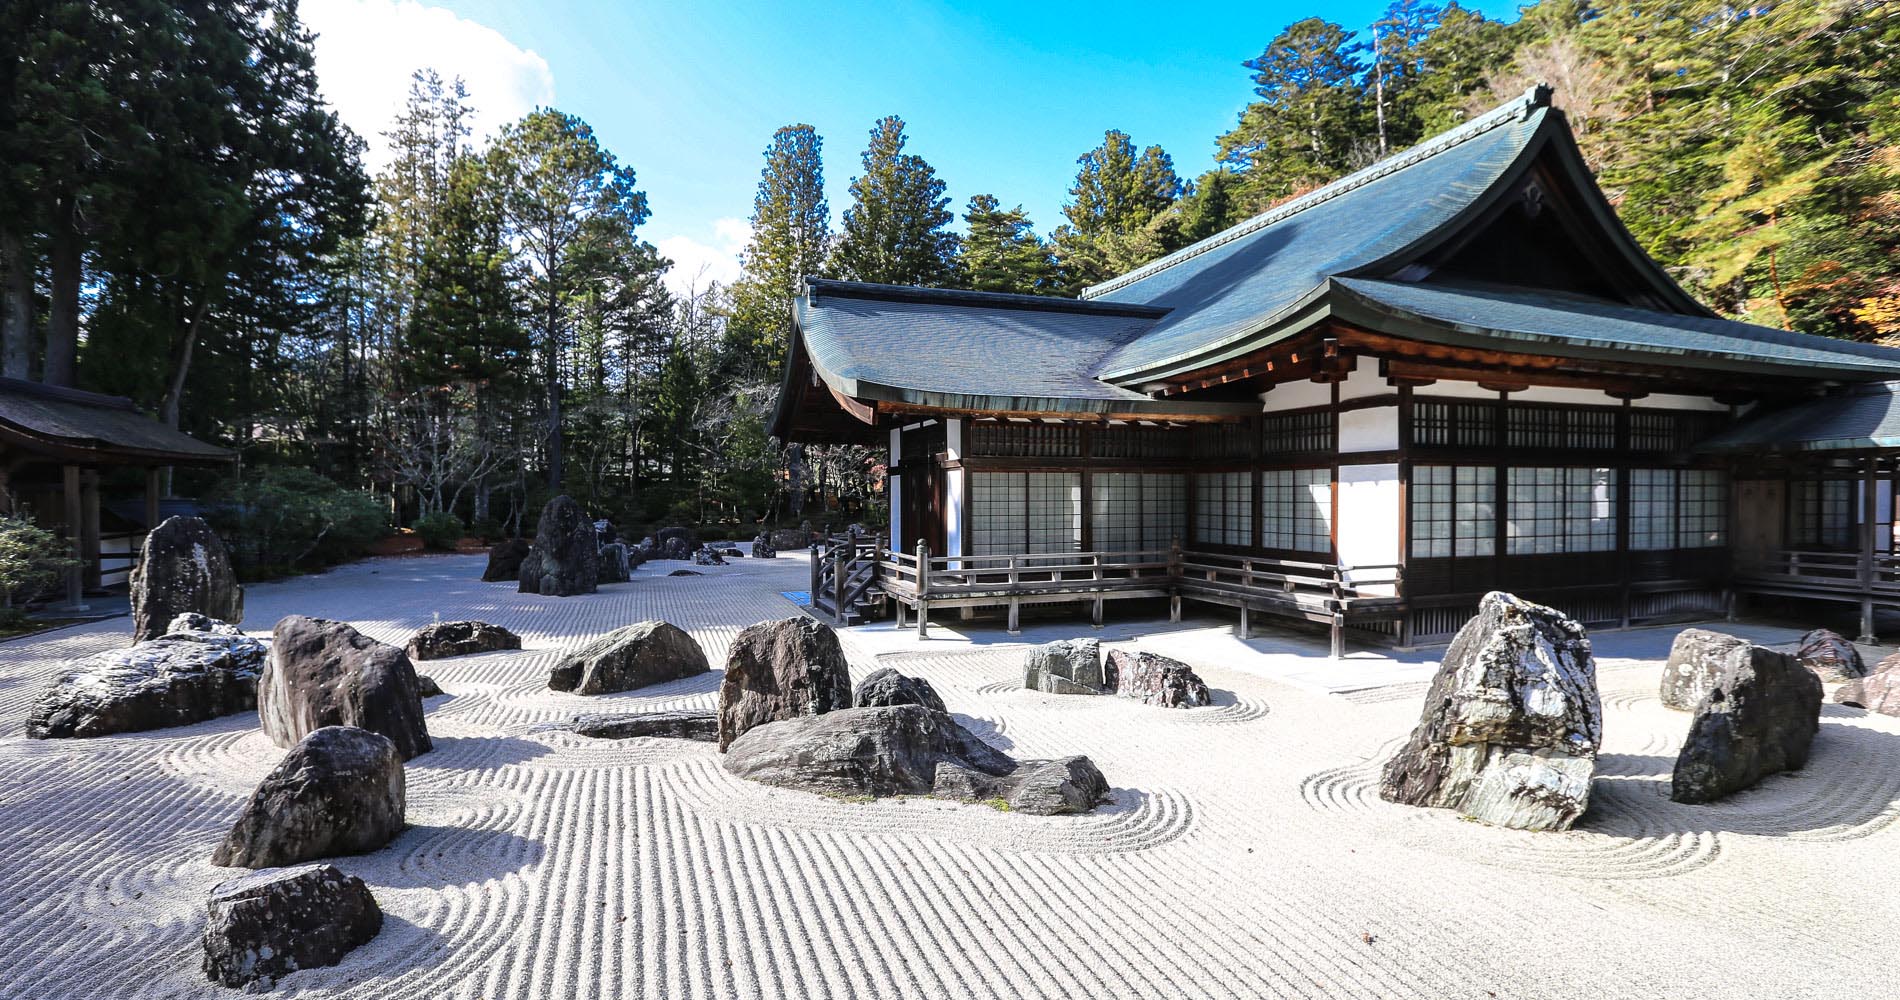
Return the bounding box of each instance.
[131,515,243,642]
[259,616,433,760]
[547,620,710,695]
[1379,592,1601,832]
[202,863,381,989]
[27,622,265,738]
[1672,640,1822,803]
[547,709,720,741]
[717,617,852,750]
[405,620,522,661]
[212,725,405,868]
[518,495,599,596]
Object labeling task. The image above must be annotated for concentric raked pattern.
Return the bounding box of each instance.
[1,553,1898,999]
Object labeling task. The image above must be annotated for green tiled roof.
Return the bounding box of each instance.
[1700,382,1900,453]
[0,377,234,464]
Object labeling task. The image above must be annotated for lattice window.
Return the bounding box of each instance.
[1630,469,1677,551]
[1504,406,1617,450]
[1193,471,1254,547]
[1678,470,1726,548]
[1631,410,1730,452]
[1094,424,1184,460]
[1192,423,1255,461]
[1262,468,1331,553]
[1506,467,1617,554]
[1411,400,1497,448]
[1092,472,1185,552]
[968,422,1082,458]
[1792,479,1853,549]
[1262,410,1333,454]
[1411,465,1495,558]
[968,472,1080,555]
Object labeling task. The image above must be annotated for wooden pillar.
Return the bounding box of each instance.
[1860,455,1878,643]
[915,540,929,639]
[1329,611,1346,660]
[59,464,87,610]
[1238,603,1250,639]
[1169,533,1183,622]
[80,469,100,590]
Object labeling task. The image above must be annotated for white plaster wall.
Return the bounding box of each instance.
[1260,379,1333,412]
[945,467,966,561]
[1508,385,1613,406]
[1637,392,1728,412]
[888,427,902,542]
[1339,405,1398,454]
[1412,381,1500,401]
[1336,463,1401,597]
[1336,359,1386,401]
[945,418,964,461]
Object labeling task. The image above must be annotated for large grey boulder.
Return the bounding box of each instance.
[655,526,696,561]
[212,726,405,869]
[1835,651,1900,716]
[547,620,710,695]
[768,527,809,551]
[405,620,521,661]
[481,538,530,582]
[202,863,381,989]
[260,616,433,760]
[1023,639,1112,695]
[725,704,1109,815]
[1379,592,1601,832]
[691,545,726,566]
[1109,649,1212,708]
[518,495,599,596]
[27,618,265,738]
[1793,628,1866,682]
[1660,628,1746,711]
[597,542,631,583]
[853,667,946,713]
[131,515,243,642]
[751,534,778,559]
[1671,641,1823,803]
[717,617,853,750]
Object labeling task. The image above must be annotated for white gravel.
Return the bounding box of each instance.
[1,551,1896,999]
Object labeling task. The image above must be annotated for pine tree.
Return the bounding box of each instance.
[728,124,829,374]
[1218,18,1368,209]
[961,195,1056,295]
[830,116,959,287]
[1051,130,1183,289]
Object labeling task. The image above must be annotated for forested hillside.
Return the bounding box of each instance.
[0,1,1893,552]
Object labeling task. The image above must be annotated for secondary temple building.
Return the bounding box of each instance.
[772,86,1900,650]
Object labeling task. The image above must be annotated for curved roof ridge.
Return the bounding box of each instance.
[1080,85,1553,302]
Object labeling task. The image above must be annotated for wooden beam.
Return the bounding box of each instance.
[877,401,1248,424]
[825,382,878,426]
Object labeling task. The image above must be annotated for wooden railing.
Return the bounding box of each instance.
[1734,548,1900,595]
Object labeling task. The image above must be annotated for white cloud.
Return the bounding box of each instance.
[655,218,751,297]
[301,0,555,171]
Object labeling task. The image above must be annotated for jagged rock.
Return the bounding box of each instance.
[1660,628,1746,710]
[1793,628,1866,682]
[597,542,631,583]
[1379,592,1601,832]
[481,538,531,582]
[1672,641,1823,803]
[547,620,710,695]
[593,519,618,545]
[717,616,852,751]
[404,620,521,661]
[260,616,433,760]
[131,515,243,642]
[517,495,598,597]
[768,528,809,551]
[1109,649,1211,708]
[691,546,726,566]
[854,667,946,713]
[725,703,1013,796]
[543,709,720,741]
[1023,638,1112,695]
[202,863,382,989]
[416,674,443,698]
[634,536,656,556]
[212,726,405,868]
[751,534,778,559]
[27,622,266,738]
[1835,652,1900,716]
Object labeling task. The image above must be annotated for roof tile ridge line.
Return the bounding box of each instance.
[0,375,142,412]
[1080,85,1553,301]
[804,276,1167,317]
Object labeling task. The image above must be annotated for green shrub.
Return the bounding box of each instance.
[412,511,465,551]
[205,468,389,580]
[0,514,78,607]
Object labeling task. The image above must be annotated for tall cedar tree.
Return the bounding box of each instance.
[831,116,959,287]
[1219,18,1368,210]
[729,124,829,375]
[1053,131,1184,289]
[962,195,1057,295]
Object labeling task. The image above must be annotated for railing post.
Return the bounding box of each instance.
[1006,554,1020,634]
[809,538,821,610]
[915,540,930,638]
[1169,534,1183,622]
[1091,552,1104,628]
[833,544,848,624]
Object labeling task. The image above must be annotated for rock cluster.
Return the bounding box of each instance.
[1379,592,1601,832]
[717,617,852,750]
[654,526,696,561]
[751,534,778,559]
[1023,639,1113,695]
[547,620,710,695]
[260,616,433,760]
[1835,651,1900,716]
[27,615,265,738]
[131,515,243,642]
[405,620,521,661]
[1793,628,1866,682]
[854,667,946,713]
[518,495,599,597]
[724,703,1109,815]
[1659,627,1744,710]
[481,538,531,582]
[1671,638,1822,803]
[202,863,381,989]
[213,725,405,869]
[1107,649,1212,708]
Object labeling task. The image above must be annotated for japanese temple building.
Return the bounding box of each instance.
[772,86,1900,650]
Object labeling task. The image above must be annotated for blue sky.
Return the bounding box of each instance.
[303,0,1522,291]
